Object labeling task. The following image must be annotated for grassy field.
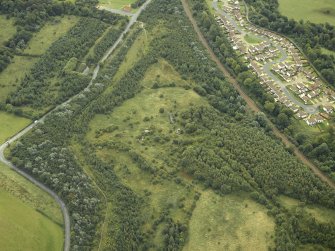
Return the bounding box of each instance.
[278,0,335,26]
[321,47,335,57]
[244,33,263,44]
[141,59,192,88]
[0,112,31,144]
[278,195,335,224]
[0,15,16,46]
[98,0,137,9]
[0,16,79,103]
[0,56,38,103]
[183,191,275,251]
[0,162,63,251]
[25,16,79,55]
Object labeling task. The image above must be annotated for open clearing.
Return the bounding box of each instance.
[0,15,16,46]
[244,33,262,44]
[0,16,79,103]
[278,0,335,26]
[24,16,79,55]
[0,162,63,251]
[0,112,31,144]
[279,195,335,224]
[98,0,137,9]
[183,191,275,251]
[321,47,335,57]
[0,55,38,103]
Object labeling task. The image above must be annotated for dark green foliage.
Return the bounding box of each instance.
[0,47,13,72]
[86,23,127,65]
[131,0,146,9]
[8,18,108,108]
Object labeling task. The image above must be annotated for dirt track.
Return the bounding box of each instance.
[181,0,335,190]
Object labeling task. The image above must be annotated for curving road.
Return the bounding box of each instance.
[0,1,153,250]
[182,0,335,190]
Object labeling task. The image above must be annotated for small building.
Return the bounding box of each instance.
[323,106,334,114]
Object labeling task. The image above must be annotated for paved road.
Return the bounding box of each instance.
[213,0,318,114]
[182,0,335,190]
[0,1,153,250]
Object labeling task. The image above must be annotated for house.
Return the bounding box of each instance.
[296,111,308,119]
[323,106,334,114]
[305,118,317,126]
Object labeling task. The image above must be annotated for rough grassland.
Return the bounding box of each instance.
[279,195,335,224]
[244,33,262,44]
[0,56,38,103]
[0,15,16,46]
[25,16,79,55]
[278,0,335,26]
[183,191,275,251]
[98,0,137,9]
[321,47,335,57]
[0,111,31,144]
[0,16,79,103]
[0,162,63,251]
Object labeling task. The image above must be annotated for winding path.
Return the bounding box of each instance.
[181,0,335,190]
[0,1,153,250]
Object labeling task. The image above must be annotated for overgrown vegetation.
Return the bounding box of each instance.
[6,0,335,250]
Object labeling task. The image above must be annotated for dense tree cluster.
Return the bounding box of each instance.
[0,0,126,75]
[86,23,127,65]
[8,17,109,108]
[0,47,13,72]
[131,0,146,9]
[7,26,139,250]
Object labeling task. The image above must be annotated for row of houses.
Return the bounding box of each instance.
[219,0,335,126]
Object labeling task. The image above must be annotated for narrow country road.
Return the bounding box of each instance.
[0,1,153,250]
[181,0,335,190]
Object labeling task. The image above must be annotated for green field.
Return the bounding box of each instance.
[278,195,335,224]
[0,56,38,103]
[321,47,335,57]
[183,191,275,251]
[25,16,79,55]
[278,0,335,26]
[0,112,31,144]
[0,162,63,251]
[98,0,137,9]
[0,15,16,46]
[244,33,263,44]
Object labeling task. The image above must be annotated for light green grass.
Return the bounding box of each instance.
[183,190,275,251]
[0,16,79,103]
[98,0,137,9]
[278,0,335,26]
[0,56,38,103]
[0,15,16,46]
[297,244,332,251]
[25,16,79,55]
[111,28,151,84]
[244,33,263,44]
[0,112,31,144]
[87,87,207,145]
[321,47,335,57]
[278,195,335,224]
[141,59,192,88]
[0,162,63,251]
